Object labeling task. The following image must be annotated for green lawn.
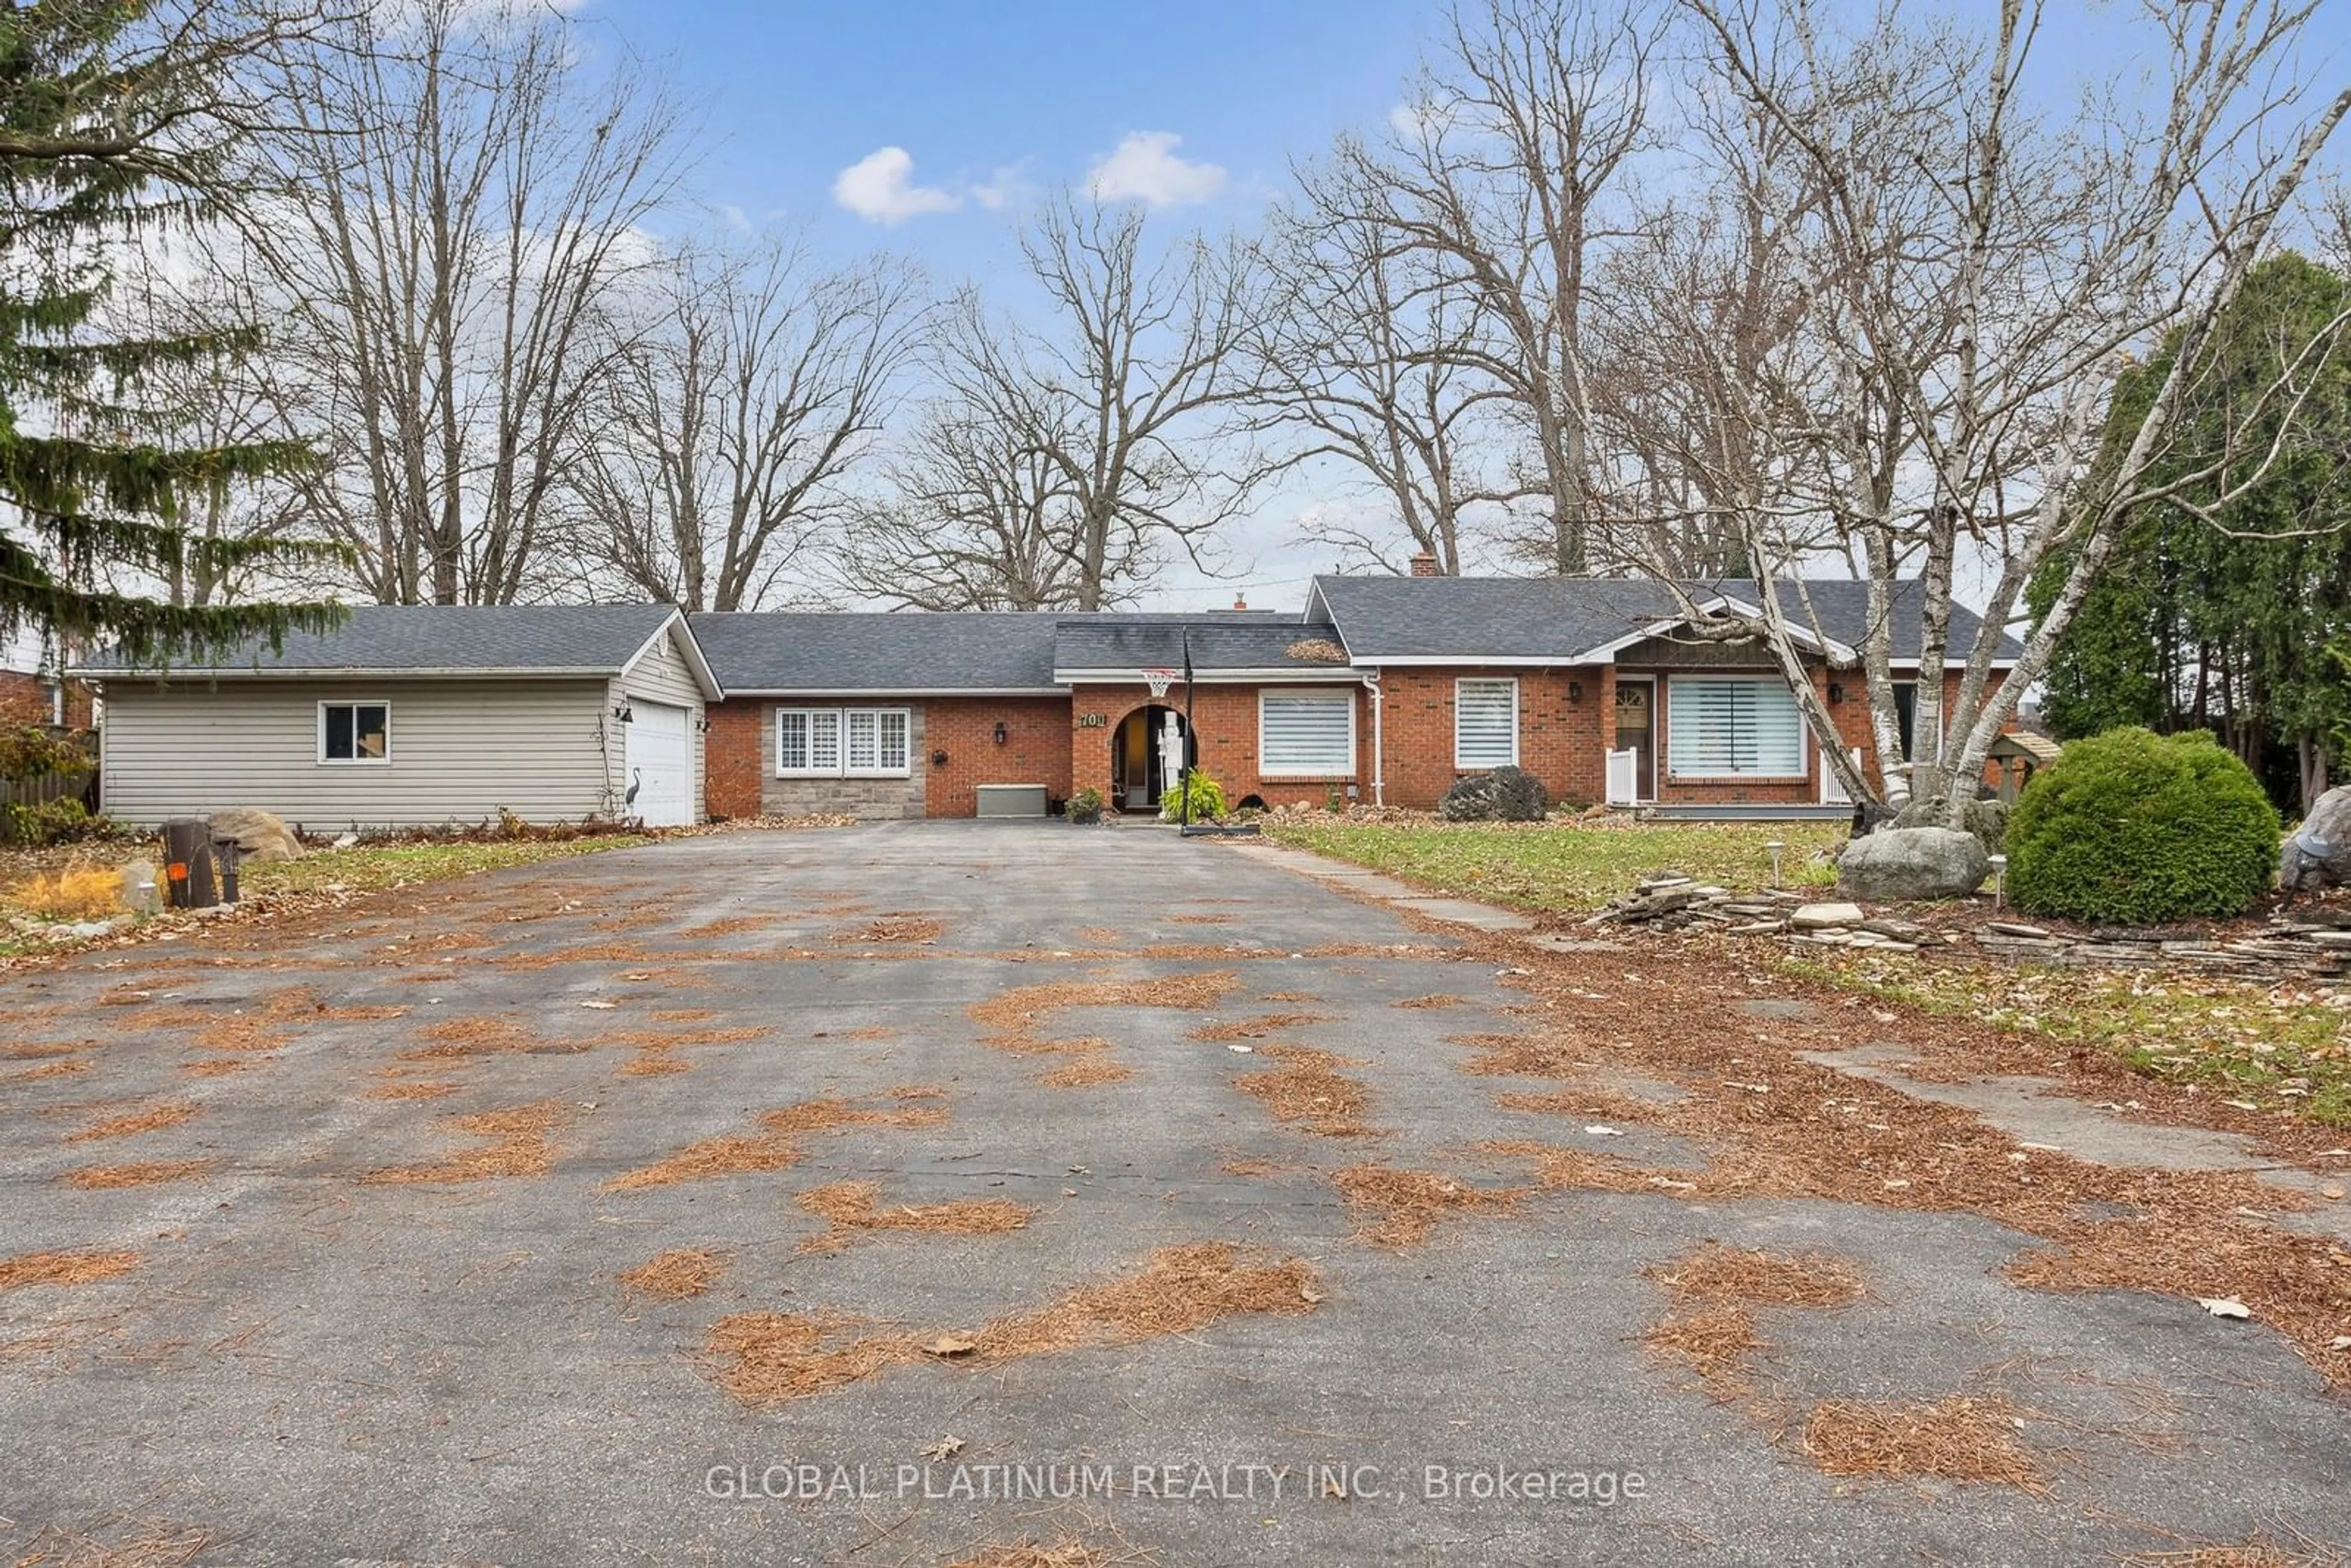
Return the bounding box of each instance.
[1258,819,1846,912]
[1799,956,2351,1126]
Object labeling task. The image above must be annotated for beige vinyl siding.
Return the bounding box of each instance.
[612,622,707,818]
[98,678,614,829]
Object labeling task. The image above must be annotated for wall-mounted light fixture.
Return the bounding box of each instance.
[695,716,712,734]
[1826,682,1845,705]
[992,721,1009,746]
[1567,680,1583,703]
[931,749,950,768]
[611,703,634,723]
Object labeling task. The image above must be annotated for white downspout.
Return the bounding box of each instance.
[1365,670,1384,808]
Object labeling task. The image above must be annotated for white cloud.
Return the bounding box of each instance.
[1085,132,1227,208]
[971,160,1038,211]
[832,147,962,226]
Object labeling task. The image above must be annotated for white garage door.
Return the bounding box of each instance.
[624,700,694,827]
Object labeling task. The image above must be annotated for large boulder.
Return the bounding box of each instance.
[1889,795,2011,858]
[2282,786,2351,892]
[206,808,303,864]
[1439,765,1548,823]
[1836,826,1989,902]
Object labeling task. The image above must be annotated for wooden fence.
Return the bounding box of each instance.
[2,768,97,808]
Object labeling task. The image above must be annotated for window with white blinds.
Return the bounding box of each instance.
[1667,677,1805,777]
[1258,689,1355,776]
[778,707,906,777]
[1454,679,1519,769]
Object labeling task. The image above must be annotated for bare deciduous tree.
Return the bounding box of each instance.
[910,197,1270,610]
[1248,191,1517,574]
[575,240,926,610]
[249,0,691,604]
[1325,0,1667,574]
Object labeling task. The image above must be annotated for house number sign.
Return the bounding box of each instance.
[1077,713,1108,728]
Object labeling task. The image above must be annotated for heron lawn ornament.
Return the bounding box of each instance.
[625,768,642,814]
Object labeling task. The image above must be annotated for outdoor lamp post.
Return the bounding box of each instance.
[1988,853,2008,911]
[1765,840,1785,888]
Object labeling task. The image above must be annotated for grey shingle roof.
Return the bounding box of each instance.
[690,611,1067,692]
[1309,576,2021,664]
[1052,617,1352,675]
[74,604,684,678]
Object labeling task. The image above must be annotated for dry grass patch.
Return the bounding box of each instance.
[1395,994,1470,1010]
[364,1100,578,1185]
[941,1540,1110,1568]
[1477,1139,1690,1194]
[4,1520,211,1567]
[0,1248,139,1291]
[684,914,780,939]
[1233,1045,1379,1137]
[366,1079,459,1101]
[2124,1539,2345,1568]
[1260,990,1320,1003]
[1800,1395,2045,1492]
[59,1160,214,1190]
[179,1057,253,1078]
[6,865,127,921]
[1041,1057,1135,1089]
[619,1247,730,1301]
[834,913,942,945]
[651,1007,720,1023]
[1640,1306,1768,1398]
[1332,1166,1526,1248]
[704,1240,1319,1406]
[400,1016,582,1060]
[5,1060,90,1084]
[65,1101,200,1144]
[970,970,1238,1084]
[1644,1241,1864,1311]
[1167,913,1236,926]
[795,1179,1033,1254]
[1188,1011,1333,1041]
[2,1041,84,1060]
[604,1096,945,1193]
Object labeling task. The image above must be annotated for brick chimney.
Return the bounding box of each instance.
[1233,594,1248,610]
[1409,551,1441,577]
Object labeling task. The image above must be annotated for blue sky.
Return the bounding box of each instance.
[567,1,2351,611]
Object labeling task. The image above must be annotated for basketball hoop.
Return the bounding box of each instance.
[1142,666,1180,699]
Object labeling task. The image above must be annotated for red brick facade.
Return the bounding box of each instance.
[0,672,92,731]
[698,664,2008,820]
[924,696,1074,817]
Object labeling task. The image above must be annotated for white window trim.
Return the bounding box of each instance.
[317,699,392,766]
[1257,688,1356,779]
[1665,673,1809,781]
[1453,677,1520,770]
[775,705,911,779]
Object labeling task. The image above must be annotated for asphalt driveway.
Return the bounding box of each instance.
[2,821,2345,1566]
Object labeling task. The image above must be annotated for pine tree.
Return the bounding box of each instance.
[0,1,341,667]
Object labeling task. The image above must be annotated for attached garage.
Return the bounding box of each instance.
[624,700,694,827]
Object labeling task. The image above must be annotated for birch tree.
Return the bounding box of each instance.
[1632,0,2351,816]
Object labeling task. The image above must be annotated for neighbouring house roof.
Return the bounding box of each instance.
[70,604,718,692]
[1051,618,1357,680]
[690,610,1067,694]
[1306,574,2022,667]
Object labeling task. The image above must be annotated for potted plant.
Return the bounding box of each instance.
[1067,786,1105,826]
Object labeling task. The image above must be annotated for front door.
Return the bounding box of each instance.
[1112,705,1189,811]
[1614,678,1655,801]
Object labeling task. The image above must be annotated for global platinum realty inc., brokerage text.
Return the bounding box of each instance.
[704,1458,1651,1507]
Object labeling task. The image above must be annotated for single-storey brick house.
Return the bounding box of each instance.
[70,574,2015,828]
[73,606,719,829]
[689,573,2017,820]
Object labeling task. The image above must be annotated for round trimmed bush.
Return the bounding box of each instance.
[2006,727,2279,925]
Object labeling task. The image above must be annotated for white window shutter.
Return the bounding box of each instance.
[1259,691,1354,776]
[1454,680,1518,768]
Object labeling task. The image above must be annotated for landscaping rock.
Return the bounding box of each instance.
[1836,826,1989,901]
[1438,765,1548,823]
[1791,902,1864,930]
[2281,785,2351,892]
[1891,795,2011,858]
[206,808,303,864]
